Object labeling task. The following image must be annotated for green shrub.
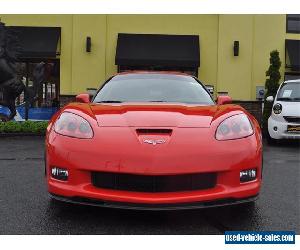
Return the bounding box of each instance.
[0,121,48,134]
[262,50,282,134]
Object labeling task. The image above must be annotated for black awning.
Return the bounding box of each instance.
[8,26,61,59]
[286,39,300,71]
[115,33,200,68]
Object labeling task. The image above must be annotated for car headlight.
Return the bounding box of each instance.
[216,114,253,140]
[54,112,94,139]
[273,103,282,114]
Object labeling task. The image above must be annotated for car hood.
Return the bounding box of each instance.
[87,103,241,128]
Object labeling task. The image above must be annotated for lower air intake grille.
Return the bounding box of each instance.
[91,172,217,192]
[284,116,300,123]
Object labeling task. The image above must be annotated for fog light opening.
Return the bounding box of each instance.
[51,167,68,181]
[240,169,257,183]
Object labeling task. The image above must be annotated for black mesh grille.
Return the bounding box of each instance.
[91,172,217,193]
[284,116,300,123]
[136,128,172,134]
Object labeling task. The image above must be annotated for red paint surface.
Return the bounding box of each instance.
[46,73,262,206]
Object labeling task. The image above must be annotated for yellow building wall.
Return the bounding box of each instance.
[217,15,254,100]
[252,15,286,100]
[0,14,299,99]
[71,15,107,94]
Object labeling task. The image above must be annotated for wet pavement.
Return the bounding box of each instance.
[0,136,299,234]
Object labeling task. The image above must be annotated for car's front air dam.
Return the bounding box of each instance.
[46,127,262,205]
[48,175,260,205]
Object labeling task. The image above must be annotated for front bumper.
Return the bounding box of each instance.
[50,193,259,210]
[46,127,262,209]
[268,116,300,140]
[48,176,261,206]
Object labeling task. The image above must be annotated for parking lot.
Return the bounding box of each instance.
[0,136,299,234]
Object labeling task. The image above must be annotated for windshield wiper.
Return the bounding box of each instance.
[277,97,293,101]
[96,100,123,103]
[148,100,167,102]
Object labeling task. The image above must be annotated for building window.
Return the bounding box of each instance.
[10,26,61,109]
[285,39,300,71]
[285,73,300,81]
[286,14,300,34]
[15,60,60,108]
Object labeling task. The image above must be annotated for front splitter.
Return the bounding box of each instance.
[49,193,259,211]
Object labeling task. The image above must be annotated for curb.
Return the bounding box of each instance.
[0,133,45,137]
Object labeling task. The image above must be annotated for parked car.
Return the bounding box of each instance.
[45,71,262,210]
[267,79,300,144]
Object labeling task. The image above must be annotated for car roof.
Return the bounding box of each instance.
[284,79,300,84]
[112,71,196,81]
[115,70,192,77]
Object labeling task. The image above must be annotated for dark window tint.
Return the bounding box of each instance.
[286,14,300,34]
[285,73,300,81]
[94,74,214,105]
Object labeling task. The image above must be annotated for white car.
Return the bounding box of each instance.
[267,79,300,143]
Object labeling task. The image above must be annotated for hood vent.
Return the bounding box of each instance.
[136,128,172,135]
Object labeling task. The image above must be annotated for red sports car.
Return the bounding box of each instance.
[46,72,262,210]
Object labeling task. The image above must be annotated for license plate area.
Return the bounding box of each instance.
[287,125,300,133]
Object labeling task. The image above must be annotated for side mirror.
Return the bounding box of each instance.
[266,96,274,102]
[86,88,98,98]
[217,95,232,105]
[76,93,90,103]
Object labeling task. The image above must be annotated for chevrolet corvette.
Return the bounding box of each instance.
[46,72,262,210]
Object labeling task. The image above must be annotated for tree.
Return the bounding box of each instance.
[265,50,282,97]
[263,50,282,133]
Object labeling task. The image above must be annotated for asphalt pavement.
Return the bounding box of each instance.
[0,136,299,234]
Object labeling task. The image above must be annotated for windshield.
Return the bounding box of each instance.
[93,74,214,105]
[277,81,300,102]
